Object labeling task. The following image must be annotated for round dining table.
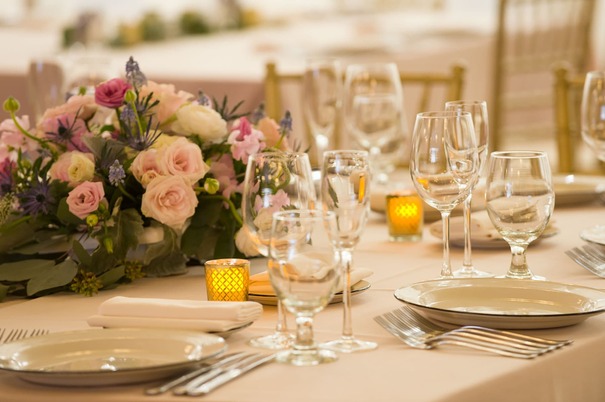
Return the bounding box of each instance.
[0,176,605,402]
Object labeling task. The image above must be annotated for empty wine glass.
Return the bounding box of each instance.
[320,150,377,353]
[268,210,341,366]
[581,71,605,161]
[242,151,317,349]
[445,100,492,278]
[343,63,405,184]
[302,58,342,167]
[485,151,554,280]
[410,111,479,278]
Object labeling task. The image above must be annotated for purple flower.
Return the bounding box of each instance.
[108,160,126,186]
[279,111,292,136]
[16,177,55,216]
[43,113,90,152]
[95,78,131,108]
[125,57,147,89]
[0,158,14,196]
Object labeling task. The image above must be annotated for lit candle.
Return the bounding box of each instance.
[386,190,423,242]
[204,259,250,301]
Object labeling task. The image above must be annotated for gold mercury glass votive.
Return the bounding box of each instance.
[386,190,424,242]
[205,259,250,301]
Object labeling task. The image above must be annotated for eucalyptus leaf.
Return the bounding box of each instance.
[0,259,56,281]
[26,259,78,296]
[98,266,126,287]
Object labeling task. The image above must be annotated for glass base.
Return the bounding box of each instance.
[498,273,546,281]
[453,267,494,278]
[248,331,295,350]
[321,337,377,353]
[276,348,338,366]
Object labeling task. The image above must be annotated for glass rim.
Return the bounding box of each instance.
[272,209,336,222]
[445,100,487,106]
[490,150,548,159]
[323,149,369,157]
[204,258,250,268]
[416,111,472,119]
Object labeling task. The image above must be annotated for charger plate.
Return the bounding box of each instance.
[0,328,226,386]
[394,278,605,329]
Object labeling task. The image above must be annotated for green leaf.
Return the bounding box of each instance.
[26,259,78,296]
[0,259,56,281]
[142,226,187,277]
[0,220,38,252]
[72,238,92,266]
[0,283,8,301]
[98,266,125,287]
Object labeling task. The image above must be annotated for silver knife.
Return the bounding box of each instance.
[187,353,277,396]
[144,351,248,395]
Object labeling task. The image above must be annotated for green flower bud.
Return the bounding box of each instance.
[204,178,220,195]
[124,89,137,104]
[103,237,114,254]
[86,214,99,227]
[3,97,20,114]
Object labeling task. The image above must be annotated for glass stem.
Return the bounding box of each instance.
[276,300,288,334]
[507,244,532,279]
[440,211,453,278]
[315,133,329,167]
[339,248,354,339]
[462,194,473,273]
[294,315,314,352]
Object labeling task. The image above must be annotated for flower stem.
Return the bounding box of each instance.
[201,194,243,226]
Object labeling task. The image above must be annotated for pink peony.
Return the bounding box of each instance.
[95,78,131,108]
[141,175,198,230]
[66,181,105,219]
[138,81,193,124]
[156,137,209,184]
[227,117,265,163]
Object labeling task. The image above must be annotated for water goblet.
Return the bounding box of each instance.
[268,210,341,366]
[320,150,377,352]
[302,58,342,167]
[581,71,605,162]
[242,151,317,349]
[445,100,492,278]
[485,151,554,280]
[410,111,479,278]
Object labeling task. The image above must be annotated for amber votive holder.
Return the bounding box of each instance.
[204,259,250,301]
[386,190,423,242]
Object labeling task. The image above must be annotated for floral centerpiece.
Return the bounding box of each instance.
[0,57,291,300]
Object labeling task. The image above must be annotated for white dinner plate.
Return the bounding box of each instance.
[552,174,605,206]
[0,328,226,386]
[248,280,371,306]
[394,278,605,329]
[580,225,605,246]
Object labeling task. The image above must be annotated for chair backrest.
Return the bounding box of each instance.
[490,0,596,152]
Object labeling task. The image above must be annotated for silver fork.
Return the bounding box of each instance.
[565,245,605,278]
[0,329,49,343]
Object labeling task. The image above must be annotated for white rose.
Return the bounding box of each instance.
[235,226,260,257]
[171,103,228,141]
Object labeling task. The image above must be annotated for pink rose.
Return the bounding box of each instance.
[227,117,265,163]
[141,175,198,230]
[131,149,162,187]
[257,117,289,151]
[156,137,209,184]
[95,78,131,108]
[66,181,105,219]
[49,151,95,186]
[138,81,193,124]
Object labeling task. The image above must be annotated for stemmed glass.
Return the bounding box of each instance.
[343,63,405,184]
[268,210,341,366]
[445,100,492,278]
[320,150,377,352]
[581,71,605,161]
[242,151,317,349]
[302,58,342,167]
[410,111,479,278]
[485,151,554,280]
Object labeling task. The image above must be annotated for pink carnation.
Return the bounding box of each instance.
[66,181,105,219]
[95,78,131,108]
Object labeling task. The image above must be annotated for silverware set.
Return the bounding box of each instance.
[374,306,572,359]
[0,328,49,343]
[566,243,605,278]
[145,352,276,397]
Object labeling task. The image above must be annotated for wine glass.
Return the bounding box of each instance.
[268,210,341,366]
[242,151,317,349]
[485,151,554,280]
[410,111,479,278]
[581,71,605,161]
[302,58,342,167]
[320,150,377,353]
[343,63,405,185]
[445,100,493,278]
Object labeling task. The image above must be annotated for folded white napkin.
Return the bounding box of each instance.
[429,210,500,241]
[249,268,373,295]
[87,296,263,332]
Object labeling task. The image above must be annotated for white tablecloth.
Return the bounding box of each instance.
[1,185,605,401]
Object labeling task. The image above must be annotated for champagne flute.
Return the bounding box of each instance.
[268,210,341,366]
[302,58,342,167]
[485,151,554,280]
[320,150,377,353]
[343,63,405,185]
[242,151,317,349]
[581,71,605,161]
[410,111,479,278]
[445,100,493,278]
